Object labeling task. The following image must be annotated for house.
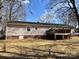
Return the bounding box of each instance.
[6,21,74,39]
[73,28,79,36]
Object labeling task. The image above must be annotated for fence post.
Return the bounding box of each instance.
[20,46,23,55]
[3,41,6,52]
[48,48,51,56]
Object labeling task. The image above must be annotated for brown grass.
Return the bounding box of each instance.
[0,36,79,58]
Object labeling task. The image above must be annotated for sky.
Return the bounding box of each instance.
[24,0,49,22]
[24,0,64,24]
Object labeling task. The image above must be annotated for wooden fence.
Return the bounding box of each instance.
[0,43,77,59]
[0,44,69,59]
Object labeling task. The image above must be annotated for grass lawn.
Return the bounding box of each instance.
[0,36,79,59]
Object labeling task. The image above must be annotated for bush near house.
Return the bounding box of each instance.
[0,29,5,39]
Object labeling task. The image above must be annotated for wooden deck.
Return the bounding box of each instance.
[54,33,71,39]
[55,33,70,35]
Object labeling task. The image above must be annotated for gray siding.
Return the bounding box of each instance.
[6,26,49,36]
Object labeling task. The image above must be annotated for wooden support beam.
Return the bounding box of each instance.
[62,35,64,39]
[54,35,56,39]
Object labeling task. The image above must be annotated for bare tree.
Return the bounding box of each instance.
[47,0,79,27]
[0,0,3,19]
[38,10,54,23]
[2,0,26,21]
[1,0,29,37]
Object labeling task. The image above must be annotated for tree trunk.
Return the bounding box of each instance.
[70,0,79,27]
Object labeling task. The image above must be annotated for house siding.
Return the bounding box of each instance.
[6,25,50,39]
[6,21,73,39]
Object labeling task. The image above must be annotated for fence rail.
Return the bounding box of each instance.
[0,43,76,59]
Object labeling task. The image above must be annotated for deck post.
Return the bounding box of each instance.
[54,34,56,39]
[62,35,64,39]
[6,26,7,40]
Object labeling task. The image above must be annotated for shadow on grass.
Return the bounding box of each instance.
[0,46,79,59]
[0,53,79,59]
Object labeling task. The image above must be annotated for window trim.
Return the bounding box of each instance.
[27,27,30,31]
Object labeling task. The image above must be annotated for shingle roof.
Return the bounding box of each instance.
[7,21,74,28]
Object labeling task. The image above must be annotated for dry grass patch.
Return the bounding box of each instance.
[0,36,79,57]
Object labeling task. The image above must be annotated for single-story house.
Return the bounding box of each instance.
[73,28,79,35]
[6,21,74,39]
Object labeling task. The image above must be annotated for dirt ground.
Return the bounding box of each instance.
[0,36,79,59]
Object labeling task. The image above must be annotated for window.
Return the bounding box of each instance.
[27,27,30,31]
[35,27,37,30]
